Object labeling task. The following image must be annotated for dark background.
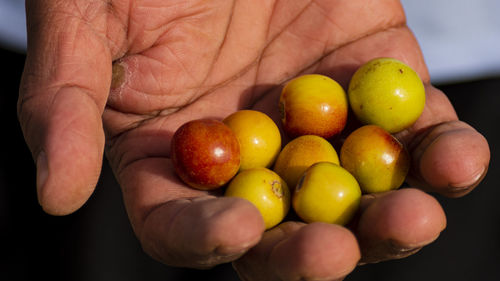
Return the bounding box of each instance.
[1,46,499,281]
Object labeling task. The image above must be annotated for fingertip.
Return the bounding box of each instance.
[35,91,105,215]
[232,221,305,281]
[141,196,265,268]
[270,223,360,281]
[207,197,266,256]
[418,125,490,197]
[36,144,102,216]
[38,183,96,216]
[366,188,446,243]
[357,188,446,263]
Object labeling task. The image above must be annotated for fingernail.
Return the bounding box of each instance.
[359,239,423,264]
[36,151,48,198]
[388,240,422,256]
[449,166,486,189]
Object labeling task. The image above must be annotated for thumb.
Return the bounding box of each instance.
[18,1,112,215]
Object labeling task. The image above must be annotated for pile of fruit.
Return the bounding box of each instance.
[171,58,426,229]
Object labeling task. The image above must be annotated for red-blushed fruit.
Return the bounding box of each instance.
[171,119,240,190]
[340,125,410,193]
[279,74,348,139]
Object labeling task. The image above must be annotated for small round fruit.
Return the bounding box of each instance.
[280,74,348,139]
[293,162,361,225]
[171,119,240,190]
[273,135,339,189]
[340,125,410,193]
[223,110,281,170]
[225,168,290,229]
[348,57,425,133]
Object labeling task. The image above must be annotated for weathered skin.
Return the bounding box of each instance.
[18,0,490,280]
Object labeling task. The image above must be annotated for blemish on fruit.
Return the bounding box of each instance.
[271,180,284,198]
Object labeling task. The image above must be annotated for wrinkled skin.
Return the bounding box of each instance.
[18,0,490,280]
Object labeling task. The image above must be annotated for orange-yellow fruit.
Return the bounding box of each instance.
[273,135,339,189]
[223,110,281,170]
[280,74,348,139]
[225,168,290,229]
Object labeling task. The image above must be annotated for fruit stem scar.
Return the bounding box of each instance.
[271,180,283,198]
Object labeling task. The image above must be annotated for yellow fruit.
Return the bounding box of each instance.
[225,168,290,229]
[223,110,281,170]
[279,74,348,139]
[348,57,425,133]
[273,135,339,189]
[340,125,410,193]
[293,162,361,225]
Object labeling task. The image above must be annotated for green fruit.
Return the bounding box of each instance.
[225,168,290,229]
[340,125,410,193]
[293,162,361,225]
[348,57,425,133]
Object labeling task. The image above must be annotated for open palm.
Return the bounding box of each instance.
[19,0,490,280]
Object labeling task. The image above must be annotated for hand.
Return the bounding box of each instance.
[18,0,490,280]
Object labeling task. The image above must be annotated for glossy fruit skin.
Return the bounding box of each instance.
[293,162,361,225]
[279,74,348,139]
[223,110,281,170]
[171,119,240,190]
[273,135,339,189]
[340,125,410,193]
[225,168,290,229]
[348,57,425,133]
